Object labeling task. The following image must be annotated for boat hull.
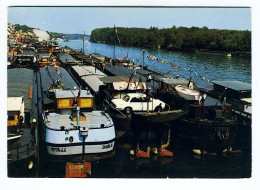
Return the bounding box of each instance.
[175,85,201,101]
[44,126,116,160]
[132,110,187,124]
[8,154,38,177]
[174,118,237,153]
[46,141,115,155]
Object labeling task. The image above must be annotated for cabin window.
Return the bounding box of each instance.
[7,111,17,121]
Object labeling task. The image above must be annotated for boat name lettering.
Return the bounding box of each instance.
[214,127,230,132]
[51,147,67,152]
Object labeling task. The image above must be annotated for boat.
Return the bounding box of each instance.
[38,53,60,67]
[208,80,252,150]
[39,66,116,162]
[174,96,237,154]
[175,85,204,101]
[132,109,187,124]
[7,68,39,177]
[209,80,251,122]
[10,50,36,68]
[41,89,116,161]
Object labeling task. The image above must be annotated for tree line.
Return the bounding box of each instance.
[90,26,251,52]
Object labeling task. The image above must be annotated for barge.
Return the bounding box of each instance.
[39,66,116,162]
[7,68,39,177]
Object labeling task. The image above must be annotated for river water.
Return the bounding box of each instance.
[36,39,252,178]
[59,39,251,89]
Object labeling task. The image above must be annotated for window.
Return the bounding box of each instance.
[122,95,130,102]
[7,111,16,121]
[130,97,142,102]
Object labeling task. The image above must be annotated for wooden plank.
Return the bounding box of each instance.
[28,85,33,99]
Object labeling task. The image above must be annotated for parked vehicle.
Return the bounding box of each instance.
[111,93,166,113]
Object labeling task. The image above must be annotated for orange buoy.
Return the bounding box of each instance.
[136,150,150,158]
[158,149,173,157]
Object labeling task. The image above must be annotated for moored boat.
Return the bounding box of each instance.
[39,65,116,162]
[7,68,39,177]
[174,96,237,154]
[175,85,204,101]
[41,89,116,162]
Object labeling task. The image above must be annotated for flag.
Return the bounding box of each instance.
[49,47,54,61]
[169,63,175,69]
[90,56,94,67]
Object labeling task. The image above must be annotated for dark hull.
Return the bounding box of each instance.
[174,118,237,153]
[8,154,38,178]
[132,110,187,124]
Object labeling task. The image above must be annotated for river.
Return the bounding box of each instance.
[58,39,251,89]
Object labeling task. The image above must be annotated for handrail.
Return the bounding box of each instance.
[103,99,127,118]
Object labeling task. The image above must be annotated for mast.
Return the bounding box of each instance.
[113,25,116,63]
[142,49,145,69]
[82,31,85,65]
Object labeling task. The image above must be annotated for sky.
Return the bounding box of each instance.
[8,7,251,35]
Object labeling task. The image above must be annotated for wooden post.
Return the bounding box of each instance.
[29,85,33,99]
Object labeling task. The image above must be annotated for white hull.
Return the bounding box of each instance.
[175,85,201,101]
[45,126,115,156]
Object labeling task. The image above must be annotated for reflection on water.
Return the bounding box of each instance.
[38,139,251,178]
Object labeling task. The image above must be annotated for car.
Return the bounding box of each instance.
[111,93,166,114]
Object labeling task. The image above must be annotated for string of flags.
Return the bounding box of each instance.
[146,54,211,83]
[49,47,54,61]
[115,28,128,59]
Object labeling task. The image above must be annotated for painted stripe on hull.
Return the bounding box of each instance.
[46,142,114,155]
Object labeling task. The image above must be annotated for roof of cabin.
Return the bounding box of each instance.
[57,52,77,64]
[211,80,251,91]
[40,66,79,105]
[100,76,139,83]
[55,90,93,99]
[72,65,106,78]
[81,76,104,94]
[8,68,33,112]
[7,97,23,111]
